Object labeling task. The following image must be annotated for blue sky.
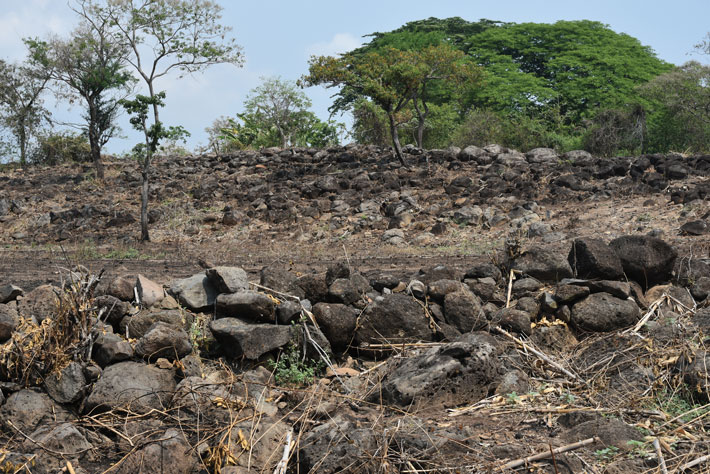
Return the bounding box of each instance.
[0,0,708,154]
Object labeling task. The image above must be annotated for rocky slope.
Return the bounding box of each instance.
[1,145,710,472]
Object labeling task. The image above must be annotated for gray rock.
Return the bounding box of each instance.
[691,276,710,301]
[444,290,486,332]
[512,277,543,296]
[135,322,192,361]
[513,246,573,281]
[383,228,406,245]
[17,284,59,323]
[44,362,86,404]
[84,361,176,414]
[427,279,466,303]
[380,332,501,407]
[566,416,642,450]
[0,284,23,303]
[114,428,198,474]
[0,303,18,342]
[571,293,641,332]
[356,293,434,347]
[495,370,530,395]
[206,266,249,294]
[168,273,217,312]
[464,263,502,281]
[681,220,708,236]
[568,238,624,280]
[586,280,631,299]
[260,264,305,299]
[121,309,187,339]
[136,274,164,307]
[453,205,483,225]
[609,235,677,288]
[0,389,73,432]
[458,145,488,163]
[464,277,498,301]
[276,300,302,324]
[94,295,132,325]
[209,318,291,359]
[328,274,372,306]
[299,415,378,473]
[406,279,427,299]
[312,303,358,352]
[526,147,558,164]
[553,284,590,305]
[216,290,276,322]
[494,308,532,335]
[24,422,92,456]
[92,332,133,367]
[105,275,136,301]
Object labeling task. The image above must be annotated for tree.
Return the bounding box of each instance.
[465,20,672,121]
[27,11,134,179]
[81,0,243,241]
[243,77,311,148]
[0,60,51,165]
[639,61,710,152]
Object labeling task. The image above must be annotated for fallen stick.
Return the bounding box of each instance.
[272,429,294,474]
[498,437,598,471]
[653,438,668,474]
[494,327,584,384]
[679,453,710,471]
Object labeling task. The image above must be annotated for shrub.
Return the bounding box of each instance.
[31,131,91,165]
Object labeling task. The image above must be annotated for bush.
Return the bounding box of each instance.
[31,131,91,165]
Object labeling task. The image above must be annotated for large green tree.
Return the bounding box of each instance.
[80,0,243,241]
[466,20,673,121]
[304,44,481,163]
[27,9,134,179]
[0,60,51,165]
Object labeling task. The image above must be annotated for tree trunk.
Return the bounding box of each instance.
[88,104,104,180]
[387,112,406,167]
[140,166,150,241]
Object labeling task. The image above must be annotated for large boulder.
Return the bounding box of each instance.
[312,303,358,352]
[568,238,624,280]
[44,362,86,404]
[0,284,23,304]
[114,428,198,474]
[380,332,502,407]
[355,293,434,347]
[216,290,276,322]
[84,361,176,414]
[571,293,641,332]
[206,266,249,294]
[609,235,677,288]
[17,284,59,323]
[134,321,192,361]
[136,274,164,307]
[92,332,134,367]
[121,309,187,339]
[328,273,372,306]
[443,289,486,332]
[0,303,18,342]
[209,318,291,359]
[0,389,74,432]
[168,273,217,312]
[512,246,573,282]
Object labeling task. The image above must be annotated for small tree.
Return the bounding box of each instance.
[244,77,312,148]
[0,60,51,165]
[81,0,243,241]
[304,47,420,166]
[27,13,134,179]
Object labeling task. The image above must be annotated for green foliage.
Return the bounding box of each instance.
[0,60,51,165]
[221,77,344,149]
[268,343,324,386]
[31,131,91,165]
[582,105,646,156]
[639,61,710,153]
[594,446,619,461]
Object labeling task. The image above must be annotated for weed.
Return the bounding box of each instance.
[626,440,650,459]
[104,247,141,260]
[561,392,576,404]
[267,343,324,386]
[594,446,619,461]
[505,392,521,404]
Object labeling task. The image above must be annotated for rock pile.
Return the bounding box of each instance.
[0,232,708,471]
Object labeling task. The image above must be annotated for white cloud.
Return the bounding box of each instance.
[306,33,362,58]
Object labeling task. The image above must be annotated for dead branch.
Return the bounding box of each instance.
[498,437,598,471]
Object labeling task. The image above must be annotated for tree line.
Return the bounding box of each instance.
[1,6,709,241]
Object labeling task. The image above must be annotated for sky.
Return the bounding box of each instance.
[0,0,709,154]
